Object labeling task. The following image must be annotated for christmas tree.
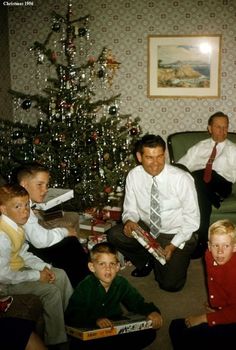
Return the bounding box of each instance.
[3,0,141,211]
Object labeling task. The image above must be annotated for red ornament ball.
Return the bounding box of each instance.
[104,186,112,194]
[34,137,40,145]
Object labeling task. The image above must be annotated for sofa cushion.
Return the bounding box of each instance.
[167,131,236,223]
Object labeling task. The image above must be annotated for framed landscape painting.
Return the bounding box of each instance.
[148,35,221,98]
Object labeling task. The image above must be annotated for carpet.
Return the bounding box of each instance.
[120,258,207,350]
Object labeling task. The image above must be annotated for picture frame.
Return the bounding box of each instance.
[148,35,222,98]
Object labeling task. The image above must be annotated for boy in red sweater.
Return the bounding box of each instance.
[169,219,236,349]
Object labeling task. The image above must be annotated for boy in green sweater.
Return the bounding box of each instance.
[65,242,163,350]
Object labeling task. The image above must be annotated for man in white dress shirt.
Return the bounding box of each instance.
[178,112,236,258]
[107,134,200,292]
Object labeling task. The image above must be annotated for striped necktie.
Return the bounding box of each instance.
[150,177,161,238]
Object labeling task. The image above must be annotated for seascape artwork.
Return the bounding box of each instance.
[157,44,211,89]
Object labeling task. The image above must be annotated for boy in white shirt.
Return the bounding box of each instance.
[0,183,73,348]
[12,163,89,288]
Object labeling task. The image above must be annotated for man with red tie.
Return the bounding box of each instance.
[178,111,236,258]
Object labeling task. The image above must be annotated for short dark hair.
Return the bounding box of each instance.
[89,242,119,262]
[0,183,29,205]
[134,134,166,154]
[208,111,229,126]
[11,162,49,184]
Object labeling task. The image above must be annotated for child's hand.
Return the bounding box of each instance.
[96,318,114,329]
[185,314,207,328]
[39,267,55,283]
[44,267,56,283]
[147,311,163,329]
[204,301,215,313]
[39,268,51,283]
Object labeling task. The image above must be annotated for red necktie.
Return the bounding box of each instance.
[203,143,217,183]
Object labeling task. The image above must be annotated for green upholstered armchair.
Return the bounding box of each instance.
[167,131,236,224]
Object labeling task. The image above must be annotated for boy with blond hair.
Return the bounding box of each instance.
[65,242,163,350]
[169,219,236,349]
[0,183,73,349]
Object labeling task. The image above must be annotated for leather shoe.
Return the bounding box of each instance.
[131,261,153,277]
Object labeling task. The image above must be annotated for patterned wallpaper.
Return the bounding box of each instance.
[0,4,13,120]
[1,0,236,140]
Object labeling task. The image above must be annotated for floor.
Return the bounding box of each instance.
[120,258,207,350]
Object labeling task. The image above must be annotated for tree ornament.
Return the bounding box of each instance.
[52,22,61,32]
[91,162,98,171]
[116,186,123,193]
[37,52,45,64]
[97,69,105,78]
[125,119,132,128]
[92,132,97,140]
[60,162,67,169]
[108,105,117,115]
[50,51,57,63]
[21,99,32,110]
[117,178,123,186]
[103,153,110,161]
[59,133,66,142]
[86,137,94,145]
[129,127,138,136]
[104,186,112,194]
[12,130,23,140]
[34,137,41,145]
[78,27,87,37]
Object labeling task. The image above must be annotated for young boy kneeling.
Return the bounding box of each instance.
[0,184,73,348]
[65,242,163,350]
[169,219,236,349]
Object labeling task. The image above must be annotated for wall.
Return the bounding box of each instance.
[1,0,236,137]
[0,4,13,120]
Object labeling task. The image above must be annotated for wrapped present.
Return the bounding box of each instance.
[66,314,152,341]
[103,206,122,221]
[79,218,116,233]
[87,234,107,250]
[132,226,166,265]
[35,188,73,210]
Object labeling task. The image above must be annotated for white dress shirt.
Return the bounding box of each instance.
[178,138,236,183]
[23,201,68,248]
[122,164,200,248]
[0,214,51,284]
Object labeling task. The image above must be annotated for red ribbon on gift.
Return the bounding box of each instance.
[140,229,160,250]
[90,218,105,236]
